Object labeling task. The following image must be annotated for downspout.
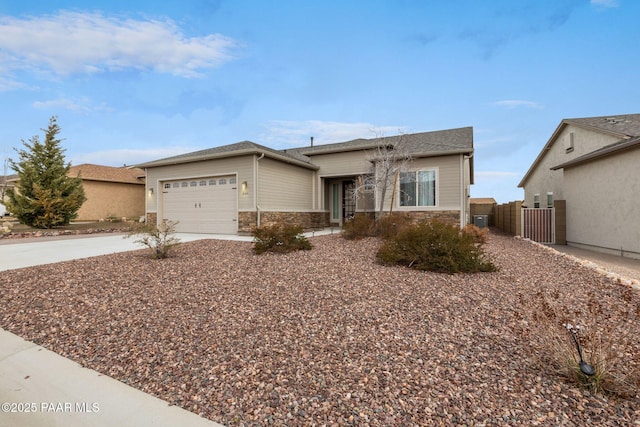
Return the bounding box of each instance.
[460,154,465,228]
[256,152,265,227]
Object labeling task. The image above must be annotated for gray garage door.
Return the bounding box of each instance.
[161,176,237,234]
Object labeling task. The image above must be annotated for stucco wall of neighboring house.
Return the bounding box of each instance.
[77,180,145,221]
[563,148,640,259]
[144,155,255,214]
[257,157,315,211]
[523,125,619,207]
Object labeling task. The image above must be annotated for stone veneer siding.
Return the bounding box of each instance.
[238,211,330,234]
[146,212,158,225]
[358,210,461,226]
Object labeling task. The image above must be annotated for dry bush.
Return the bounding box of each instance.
[375,212,413,240]
[341,215,376,240]
[519,289,640,398]
[252,223,312,254]
[126,220,181,259]
[462,223,488,244]
[376,220,497,273]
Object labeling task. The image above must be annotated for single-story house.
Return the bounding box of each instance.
[67,164,146,221]
[518,114,640,259]
[136,127,474,234]
[7,164,146,221]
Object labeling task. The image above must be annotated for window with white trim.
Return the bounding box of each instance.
[547,192,554,208]
[534,193,540,208]
[399,170,436,207]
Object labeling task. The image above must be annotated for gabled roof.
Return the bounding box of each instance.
[136,128,474,172]
[286,127,474,157]
[551,136,640,170]
[518,114,640,187]
[135,141,317,170]
[69,164,145,184]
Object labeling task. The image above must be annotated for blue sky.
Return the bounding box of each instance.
[1,0,637,203]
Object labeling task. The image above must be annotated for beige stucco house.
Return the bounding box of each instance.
[6,164,145,221]
[137,127,474,234]
[68,164,146,221]
[518,114,640,259]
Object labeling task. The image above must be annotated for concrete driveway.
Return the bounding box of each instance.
[0,232,253,272]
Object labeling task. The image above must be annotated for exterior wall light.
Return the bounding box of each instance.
[241,181,248,195]
[148,188,154,196]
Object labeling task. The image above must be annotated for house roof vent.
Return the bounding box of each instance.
[605,117,626,124]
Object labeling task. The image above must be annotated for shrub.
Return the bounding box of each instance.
[375,212,413,240]
[376,220,497,273]
[252,223,312,254]
[126,220,181,259]
[520,290,640,399]
[341,215,376,240]
[341,213,413,240]
[462,223,488,244]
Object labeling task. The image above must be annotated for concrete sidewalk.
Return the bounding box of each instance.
[0,329,222,427]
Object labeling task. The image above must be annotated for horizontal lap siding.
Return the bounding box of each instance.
[387,155,461,211]
[145,156,255,212]
[258,158,314,210]
[307,151,372,176]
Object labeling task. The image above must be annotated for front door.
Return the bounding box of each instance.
[342,180,356,221]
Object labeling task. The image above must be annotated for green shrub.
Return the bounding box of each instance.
[252,223,312,254]
[341,215,376,240]
[376,220,497,273]
[375,212,413,240]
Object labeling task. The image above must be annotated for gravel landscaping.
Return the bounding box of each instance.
[1,232,639,426]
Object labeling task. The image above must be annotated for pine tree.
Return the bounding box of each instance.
[6,117,86,229]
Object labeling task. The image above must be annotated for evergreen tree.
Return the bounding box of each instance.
[6,117,86,228]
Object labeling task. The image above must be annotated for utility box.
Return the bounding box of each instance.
[473,215,488,229]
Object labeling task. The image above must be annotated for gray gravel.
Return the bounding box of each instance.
[1,232,639,426]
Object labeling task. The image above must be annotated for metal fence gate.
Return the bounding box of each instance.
[521,208,555,244]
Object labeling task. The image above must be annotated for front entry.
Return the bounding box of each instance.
[342,180,356,221]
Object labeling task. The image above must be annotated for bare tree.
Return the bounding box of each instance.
[354,132,412,219]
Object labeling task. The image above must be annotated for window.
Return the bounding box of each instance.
[547,192,554,208]
[534,193,540,208]
[229,177,237,184]
[164,183,171,189]
[181,182,188,188]
[190,181,197,187]
[209,179,216,185]
[172,182,180,188]
[199,180,207,186]
[219,178,227,185]
[399,170,436,207]
[332,183,339,221]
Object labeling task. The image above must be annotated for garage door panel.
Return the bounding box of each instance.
[161,175,237,234]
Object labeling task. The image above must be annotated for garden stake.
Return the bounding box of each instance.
[569,328,595,376]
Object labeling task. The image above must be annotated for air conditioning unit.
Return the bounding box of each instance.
[473,215,488,229]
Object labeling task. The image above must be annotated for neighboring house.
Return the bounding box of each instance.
[518,113,640,259]
[137,127,474,234]
[67,164,146,221]
[7,164,146,221]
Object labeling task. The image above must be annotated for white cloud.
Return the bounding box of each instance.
[33,97,112,113]
[0,11,241,78]
[71,147,200,167]
[491,100,544,109]
[262,120,408,147]
[590,0,619,8]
